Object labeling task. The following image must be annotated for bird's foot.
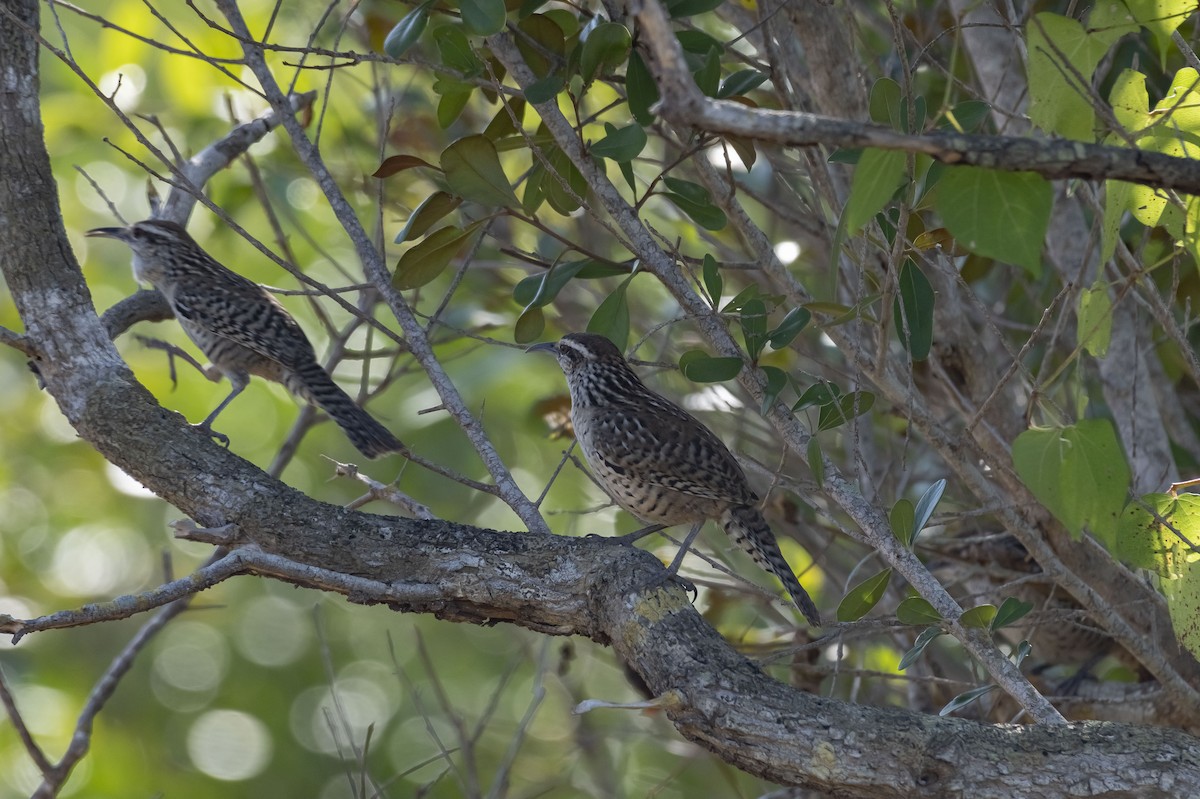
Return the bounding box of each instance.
[191,421,230,448]
[136,335,212,389]
[591,523,667,545]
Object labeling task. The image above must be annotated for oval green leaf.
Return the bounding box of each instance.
[890,498,915,548]
[382,1,434,58]
[395,191,463,243]
[836,568,892,622]
[392,223,481,290]
[441,134,519,208]
[991,597,1034,630]
[959,604,997,629]
[894,259,933,360]
[717,69,768,99]
[627,51,658,125]
[580,22,631,84]
[591,123,647,162]
[768,307,811,349]
[679,351,742,382]
[896,596,942,626]
[898,626,943,671]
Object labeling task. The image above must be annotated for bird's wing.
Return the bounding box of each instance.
[169,272,317,369]
[588,398,758,505]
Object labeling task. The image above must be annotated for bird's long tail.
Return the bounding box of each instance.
[721,504,821,627]
[288,360,405,458]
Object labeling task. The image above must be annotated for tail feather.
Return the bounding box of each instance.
[288,361,405,459]
[721,504,821,627]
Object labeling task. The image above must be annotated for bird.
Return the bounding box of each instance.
[528,332,821,626]
[87,218,405,459]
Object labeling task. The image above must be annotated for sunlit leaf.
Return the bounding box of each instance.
[843,148,907,234]
[1012,420,1131,546]
[890,498,915,548]
[1078,281,1113,357]
[433,24,482,76]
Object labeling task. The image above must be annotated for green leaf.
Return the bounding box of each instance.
[382,0,434,58]
[702,253,723,305]
[1078,281,1113,357]
[513,260,589,308]
[739,298,768,360]
[666,0,724,18]
[837,568,892,622]
[816,390,875,432]
[894,259,934,360]
[516,14,565,78]
[1026,11,1133,141]
[898,626,943,670]
[591,123,647,162]
[484,98,525,140]
[660,178,726,230]
[587,276,632,350]
[433,24,482,76]
[1116,493,1200,578]
[627,51,658,126]
[395,192,464,243]
[392,223,482,289]
[807,436,824,488]
[460,0,506,35]
[959,604,997,629]
[513,305,545,343]
[717,69,768,99]
[793,381,840,411]
[1162,556,1200,661]
[842,148,907,234]
[441,135,520,208]
[868,77,903,128]
[896,597,942,626]
[522,163,547,213]
[524,75,565,103]
[911,478,946,545]
[1012,419,1132,546]
[1123,0,1191,65]
[935,166,1051,277]
[580,22,631,84]
[767,307,810,349]
[694,46,721,97]
[940,685,997,716]
[991,597,1034,630]
[544,147,588,214]
[890,499,915,548]
[679,350,743,382]
[676,30,723,55]
[760,365,788,414]
[436,81,473,128]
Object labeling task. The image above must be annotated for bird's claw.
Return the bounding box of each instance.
[192,422,230,448]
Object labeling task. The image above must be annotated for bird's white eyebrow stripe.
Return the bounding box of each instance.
[559,338,592,357]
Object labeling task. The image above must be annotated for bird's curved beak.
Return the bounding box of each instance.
[86,227,128,241]
[525,341,558,355]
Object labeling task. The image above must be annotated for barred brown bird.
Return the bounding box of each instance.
[87,219,404,458]
[529,332,820,626]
